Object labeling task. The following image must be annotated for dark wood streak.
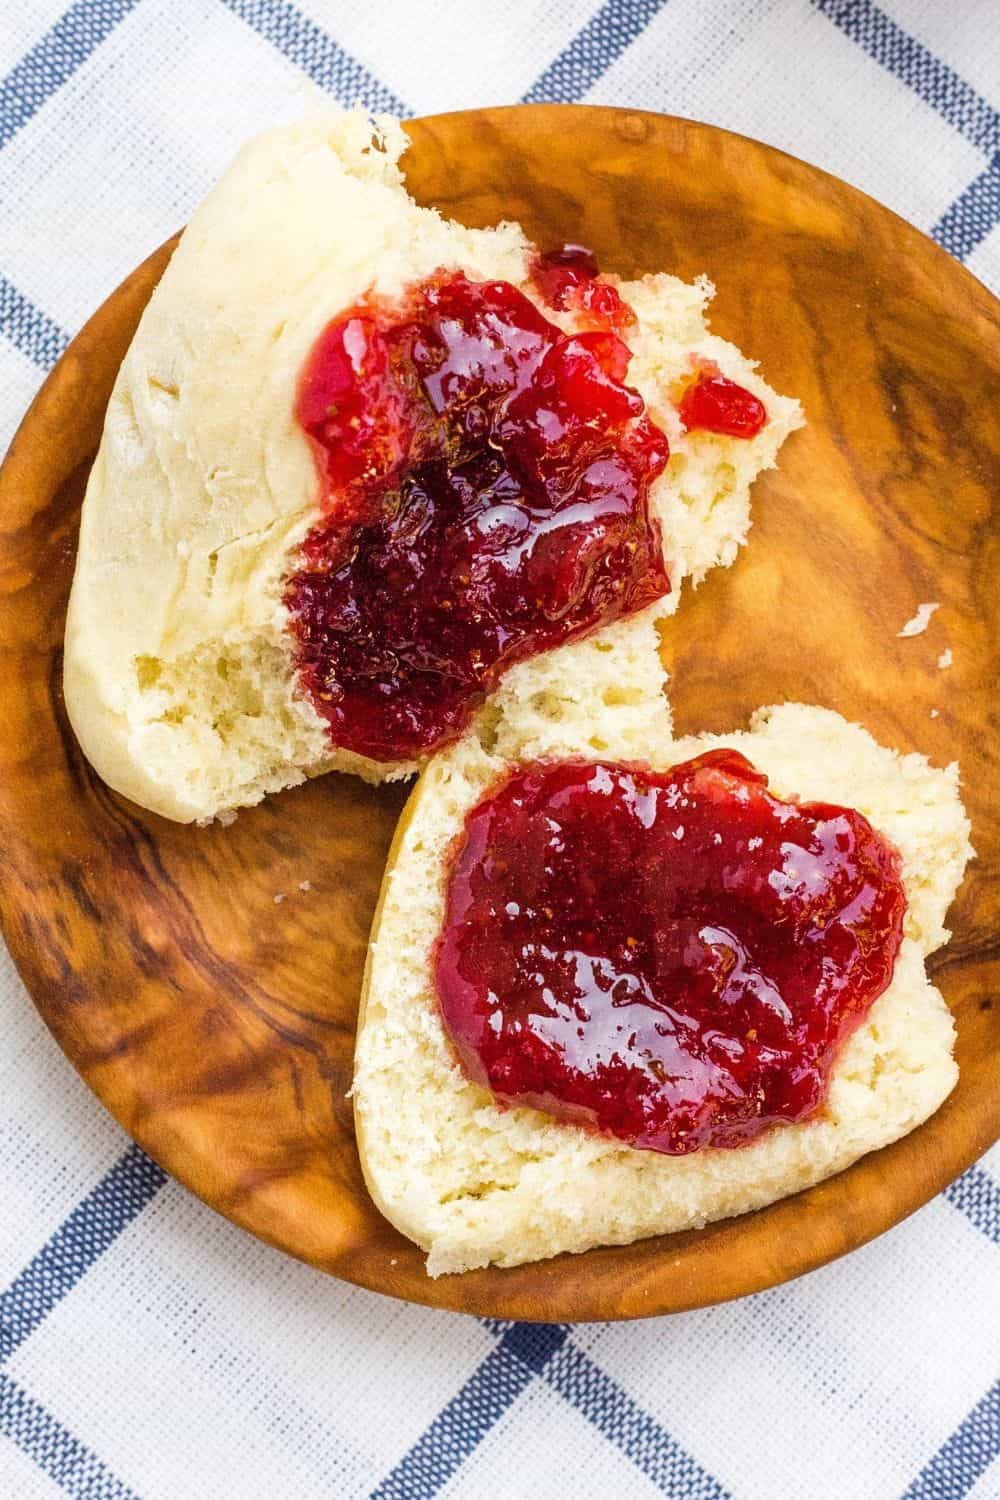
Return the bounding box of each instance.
[929,938,1000,978]
[60,860,105,927]
[104,802,353,1056]
[0,106,996,1321]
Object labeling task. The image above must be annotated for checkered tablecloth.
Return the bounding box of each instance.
[1,3,998,1497]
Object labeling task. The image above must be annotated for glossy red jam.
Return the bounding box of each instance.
[435,750,906,1154]
[285,272,669,761]
[531,244,636,335]
[678,366,767,438]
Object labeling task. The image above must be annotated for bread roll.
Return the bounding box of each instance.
[64,109,800,822]
[354,702,972,1276]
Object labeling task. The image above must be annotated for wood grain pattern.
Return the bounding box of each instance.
[0,106,997,1321]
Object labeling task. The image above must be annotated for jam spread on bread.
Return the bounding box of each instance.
[286,269,669,761]
[435,751,906,1153]
[530,244,637,335]
[679,367,767,437]
[534,248,767,438]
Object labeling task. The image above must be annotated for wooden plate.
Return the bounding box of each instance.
[1,106,997,1321]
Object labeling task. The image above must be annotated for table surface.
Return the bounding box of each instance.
[0,3,997,1499]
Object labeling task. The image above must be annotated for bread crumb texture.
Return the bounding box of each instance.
[354,703,972,1276]
[64,109,800,823]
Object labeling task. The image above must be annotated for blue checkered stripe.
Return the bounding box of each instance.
[0,2,997,1497]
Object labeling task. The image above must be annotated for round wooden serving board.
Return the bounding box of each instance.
[0,106,997,1321]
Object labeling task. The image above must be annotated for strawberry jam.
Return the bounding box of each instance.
[286,272,669,761]
[531,244,636,335]
[679,368,767,438]
[435,750,906,1154]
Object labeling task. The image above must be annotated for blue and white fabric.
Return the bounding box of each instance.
[0,2,997,1496]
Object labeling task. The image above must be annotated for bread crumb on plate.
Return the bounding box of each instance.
[898,602,939,637]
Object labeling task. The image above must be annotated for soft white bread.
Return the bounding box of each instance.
[64,109,801,823]
[353,703,973,1276]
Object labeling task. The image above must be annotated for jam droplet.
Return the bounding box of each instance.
[531,243,637,336]
[435,750,906,1154]
[285,271,670,761]
[678,369,767,438]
